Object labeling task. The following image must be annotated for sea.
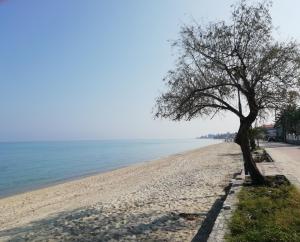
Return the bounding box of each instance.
[0,138,221,198]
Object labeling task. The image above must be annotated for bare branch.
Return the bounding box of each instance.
[154,0,300,127]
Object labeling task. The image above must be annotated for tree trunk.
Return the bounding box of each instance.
[250,136,256,151]
[283,116,287,143]
[235,120,265,184]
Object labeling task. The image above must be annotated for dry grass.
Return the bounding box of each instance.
[226,178,300,242]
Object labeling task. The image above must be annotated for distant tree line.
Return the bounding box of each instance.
[198,132,236,139]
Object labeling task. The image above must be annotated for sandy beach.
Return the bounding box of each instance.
[0,142,242,241]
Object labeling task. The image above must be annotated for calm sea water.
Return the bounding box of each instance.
[0,139,221,197]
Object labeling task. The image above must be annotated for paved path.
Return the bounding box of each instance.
[261,142,300,186]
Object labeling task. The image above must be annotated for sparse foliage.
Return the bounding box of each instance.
[248,127,265,149]
[154,0,300,184]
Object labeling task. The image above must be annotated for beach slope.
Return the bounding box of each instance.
[0,142,241,241]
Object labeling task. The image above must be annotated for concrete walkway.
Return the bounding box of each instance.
[260,142,300,187]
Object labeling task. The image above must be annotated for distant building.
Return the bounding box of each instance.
[261,124,277,141]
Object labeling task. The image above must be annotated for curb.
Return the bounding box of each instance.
[207,172,244,242]
[191,170,244,242]
[264,149,300,189]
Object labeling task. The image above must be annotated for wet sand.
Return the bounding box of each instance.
[0,142,242,241]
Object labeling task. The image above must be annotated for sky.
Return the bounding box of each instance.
[0,0,300,142]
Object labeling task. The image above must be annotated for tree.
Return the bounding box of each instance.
[275,91,300,141]
[276,105,300,139]
[248,126,265,150]
[154,0,300,184]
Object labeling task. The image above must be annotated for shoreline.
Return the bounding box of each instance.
[0,141,222,199]
[0,139,222,199]
[0,142,241,241]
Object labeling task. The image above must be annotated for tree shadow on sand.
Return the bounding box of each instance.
[0,206,207,242]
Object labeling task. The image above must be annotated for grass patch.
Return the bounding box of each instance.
[226,178,300,242]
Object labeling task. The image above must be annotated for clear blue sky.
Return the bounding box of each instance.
[0,0,299,141]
